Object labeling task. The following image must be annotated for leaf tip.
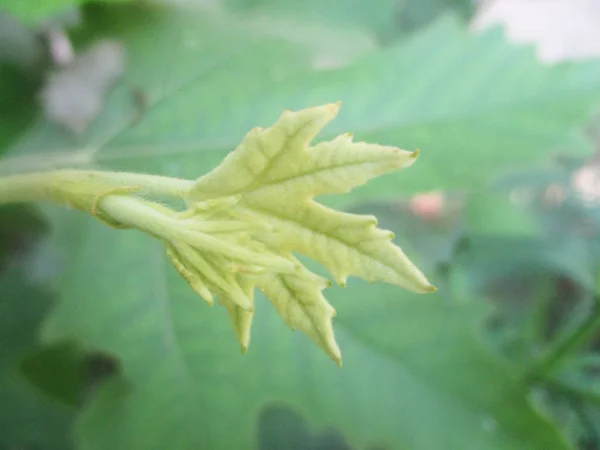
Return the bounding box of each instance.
[232,292,254,311]
[423,284,437,293]
[323,102,341,119]
[333,353,342,368]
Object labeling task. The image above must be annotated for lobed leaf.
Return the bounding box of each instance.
[186,103,433,361]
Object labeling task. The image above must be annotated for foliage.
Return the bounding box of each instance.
[2,0,600,449]
[0,207,74,448]
[0,0,128,22]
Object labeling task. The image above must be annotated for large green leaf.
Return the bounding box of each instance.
[222,0,473,44]
[3,7,600,204]
[396,0,473,33]
[223,0,399,43]
[40,208,570,449]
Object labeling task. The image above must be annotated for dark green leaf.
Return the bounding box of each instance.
[0,0,128,23]
[0,13,45,153]
[20,341,87,407]
[0,266,74,449]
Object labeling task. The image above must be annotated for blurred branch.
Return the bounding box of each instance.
[526,297,600,382]
[545,376,600,410]
[544,376,600,447]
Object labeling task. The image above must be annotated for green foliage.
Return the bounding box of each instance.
[0,264,74,449]
[223,0,400,42]
[0,0,127,22]
[3,0,600,449]
[40,209,569,448]
[223,0,474,43]
[396,0,473,34]
[5,4,600,204]
[0,14,45,152]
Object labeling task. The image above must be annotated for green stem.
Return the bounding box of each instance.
[545,376,600,408]
[546,376,600,444]
[100,195,297,273]
[526,299,600,382]
[0,170,193,205]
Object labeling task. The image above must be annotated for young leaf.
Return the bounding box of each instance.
[0,104,434,365]
[185,103,434,363]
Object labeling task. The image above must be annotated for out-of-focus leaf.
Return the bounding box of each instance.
[456,234,595,294]
[396,0,473,34]
[4,13,600,204]
[0,13,45,153]
[223,0,474,44]
[257,404,312,450]
[0,265,74,449]
[0,203,74,447]
[257,404,352,450]
[41,209,571,449]
[0,204,48,268]
[463,192,538,237]
[223,0,399,43]
[495,164,600,270]
[0,0,126,22]
[0,12,46,71]
[20,341,87,407]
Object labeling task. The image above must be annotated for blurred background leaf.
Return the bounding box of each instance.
[222,0,475,44]
[3,4,600,205]
[40,205,570,448]
[0,206,74,449]
[395,0,473,35]
[0,0,127,23]
[0,13,48,154]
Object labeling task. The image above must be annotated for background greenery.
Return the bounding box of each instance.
[1,0,600,449]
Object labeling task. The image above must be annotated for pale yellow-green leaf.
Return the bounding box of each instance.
[219,275,255,354]
[257,262,341,366]
[189,103,434,292]
[165,243,215,306]
[167,241,254,311]
[180,103,435,363]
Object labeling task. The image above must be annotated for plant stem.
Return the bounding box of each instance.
[100,195,297,273]
[546,376,600,445]
[526,298,600,382]
[0,170,194,205]
[544,376,600,409]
